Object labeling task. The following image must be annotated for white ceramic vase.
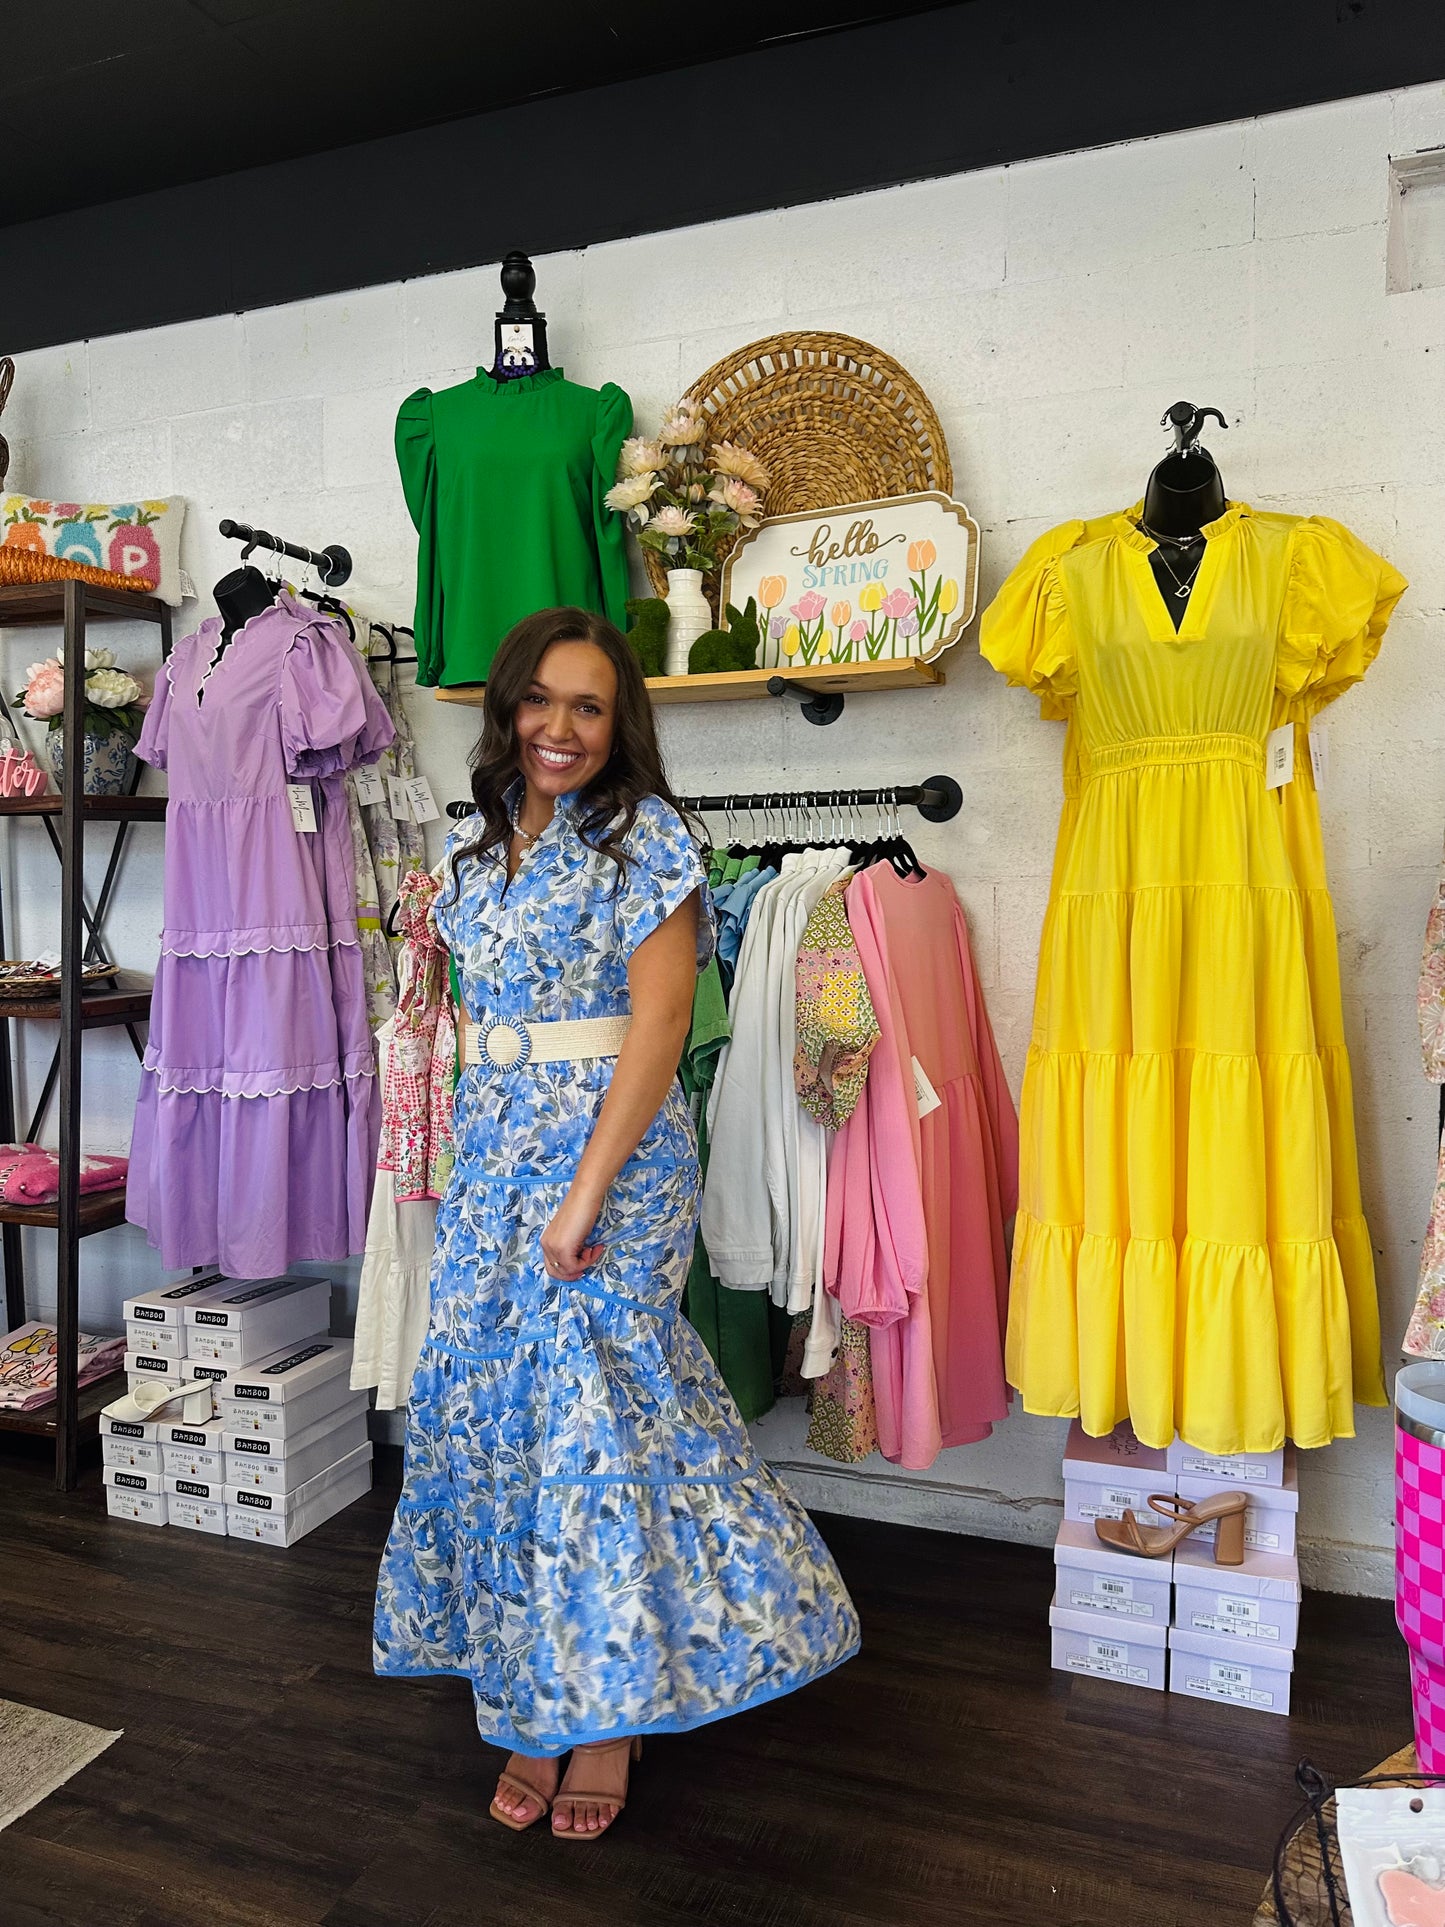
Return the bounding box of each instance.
[663,569,713,677]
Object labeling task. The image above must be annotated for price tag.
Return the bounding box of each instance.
[353,765,386,807]
[404,775,440,824]
[1309,721,1329,789]
[1264,724,1294,790]
[911,1055,942,1119]
[386,775,413,822]
[286,783,318,834]
[33,949,62,970]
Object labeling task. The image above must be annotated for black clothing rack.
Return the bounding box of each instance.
[444,777,963,823]
[218,518,352,586]
[678,778,962,823]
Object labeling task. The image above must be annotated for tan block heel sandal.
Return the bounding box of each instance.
[489,1767,555,1833]
[1094,1489,1248,1565]
[551,1736,643,1841]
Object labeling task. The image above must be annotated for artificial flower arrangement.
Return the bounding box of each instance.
[14,646,147,740]
[605,399,772,574]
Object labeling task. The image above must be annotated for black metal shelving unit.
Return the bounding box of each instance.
[0,580,171,1489]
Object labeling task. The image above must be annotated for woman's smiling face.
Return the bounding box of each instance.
[514,640,617,801]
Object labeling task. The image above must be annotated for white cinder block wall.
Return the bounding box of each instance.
[6,85,1445,1595]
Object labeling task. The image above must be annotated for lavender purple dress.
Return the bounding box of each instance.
[127,590,395,1279]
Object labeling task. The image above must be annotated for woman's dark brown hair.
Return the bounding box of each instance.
[445,606,694,898]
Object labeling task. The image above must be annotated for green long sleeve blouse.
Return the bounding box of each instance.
[395,367,633,687]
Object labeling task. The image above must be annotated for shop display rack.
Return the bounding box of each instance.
[0,580,171,1489]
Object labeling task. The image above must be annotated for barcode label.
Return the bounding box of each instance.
[1071,1587,1151,1619]
[1187,1670,1274,1708]
[1193,1613,1279,1642]
[1221,1597,1259,1622]
[1067,1650,1148,1683]
[1180,1455,1267,1482]
[1095,1576,1133,1599]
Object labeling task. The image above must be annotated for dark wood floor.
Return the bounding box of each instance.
[0,1438,1410,1927]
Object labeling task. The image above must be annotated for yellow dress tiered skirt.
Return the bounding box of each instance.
[981,502,1404,1454]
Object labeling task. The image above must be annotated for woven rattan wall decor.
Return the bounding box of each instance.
[641,332,953,608]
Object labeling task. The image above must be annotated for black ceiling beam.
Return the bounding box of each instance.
[4,0,1445,353]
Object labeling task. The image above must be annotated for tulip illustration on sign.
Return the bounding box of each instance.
[720,490,980,666]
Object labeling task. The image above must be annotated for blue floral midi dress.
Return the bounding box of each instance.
[373,789,860,1755]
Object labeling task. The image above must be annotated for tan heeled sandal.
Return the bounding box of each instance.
[489,1763,556,1833]
[551,1736,642,1841]
[1094,1489,1248,1565]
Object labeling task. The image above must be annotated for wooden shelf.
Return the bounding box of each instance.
[0,794,166,820]
[0,583,169,628]
[434,655,947,710]
[0,1187,128,1233]
[0,1368,125,1438]
[0,980,152,1025]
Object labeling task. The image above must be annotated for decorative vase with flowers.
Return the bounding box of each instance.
[15,648,147,795]
[605,401,771,676]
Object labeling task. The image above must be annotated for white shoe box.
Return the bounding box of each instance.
[169,1492,228,1535]
[165,1469,227,1506]
[1165,1437,1286,1487]
[125,1320,187,1359]
[160,1417,228,1482]
[125,1349,187,1388]
[122,1270,226,1329]
[218,1336,355,1440]
[101,1410,164,1444]
[225,1407,370,1496]
[184,1279,333,1367]
[103,1463,166,1497]
[106,1484,169,1526]
[1053,1518,1173,1628]
[1173,1539,1301,1649]
[1174,1452,1299,1556]
[1062,1421,1176,1526]
[102,1435,165,1474]
[225,1440,373,1548]
[1049,1594,1167,1691]
[1168,1624,1293,1715]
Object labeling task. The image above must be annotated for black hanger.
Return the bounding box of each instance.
[301,581,356,644]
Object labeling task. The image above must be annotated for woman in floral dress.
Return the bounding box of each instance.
[374,608,859,1839]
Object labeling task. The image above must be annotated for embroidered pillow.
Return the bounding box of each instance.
[0,495,188,604]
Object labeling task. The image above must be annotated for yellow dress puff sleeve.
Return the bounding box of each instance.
[978,522,1085,721]
[1277,515,1408,720]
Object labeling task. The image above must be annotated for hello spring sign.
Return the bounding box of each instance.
[720,490,980,669]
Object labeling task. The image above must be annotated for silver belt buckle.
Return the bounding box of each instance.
[479,1019,531,1069]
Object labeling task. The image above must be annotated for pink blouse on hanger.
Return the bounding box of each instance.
[823,863,1019,1468]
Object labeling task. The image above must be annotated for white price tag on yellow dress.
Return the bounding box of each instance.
[286,783,318,834]
[1264,724,1294,790]
[1309,721,1329,789]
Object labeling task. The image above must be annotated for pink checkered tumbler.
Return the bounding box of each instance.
[1395,1363,1445,1771]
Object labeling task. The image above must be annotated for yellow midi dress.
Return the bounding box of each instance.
[981,502,1405,1455]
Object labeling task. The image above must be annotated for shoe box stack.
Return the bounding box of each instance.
[1050,1422,1301,1712]
[102,1273,372,1545]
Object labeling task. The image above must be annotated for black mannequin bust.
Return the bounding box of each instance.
[489,251,552,382]
[210,564,279,672]
[1140,403,1228,627]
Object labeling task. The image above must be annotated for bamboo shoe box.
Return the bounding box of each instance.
[1168,1623,1294,1715]
[122,1270,226,1331]
[1062,1422,1176,1526]
[224,1406,370,1496]
[103,1464,169,1526]
[218,1336,357,1440]
[124,1320,188,1360]
[159,1417,228,1482]
[225,1440,374,1547]
[1053,1519,1174,1629]
[1049,1595,1168,1691]
[163,1468,230,1535]
[184,1278,333,1367]
[101,1418,165,1474]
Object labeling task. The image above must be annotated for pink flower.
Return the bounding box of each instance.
[880,588,917,622]
[52,503,82,521]
[23,662,65,719]
[848,620,868,643]
[790,591,826,621]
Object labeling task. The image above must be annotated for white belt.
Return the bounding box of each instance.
[461,1014,632,1071]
